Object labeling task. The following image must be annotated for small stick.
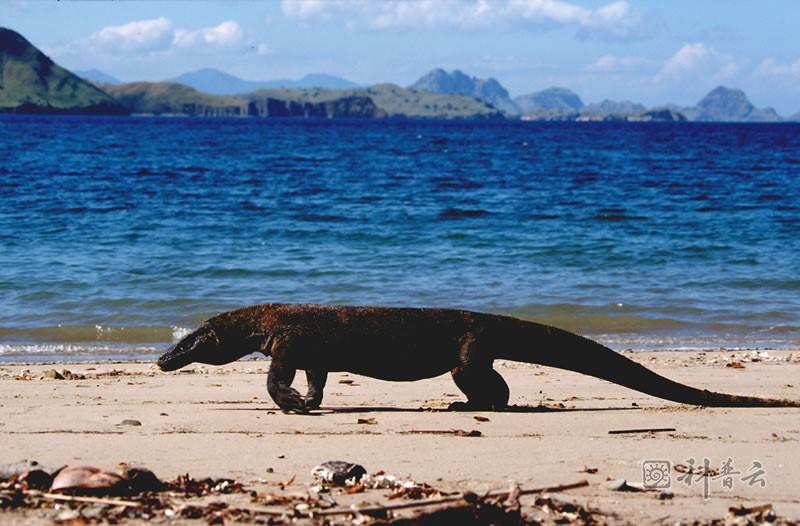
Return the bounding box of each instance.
[239,480,590,518]
[38,492,143,508]
[315,479,590,516]
[608,427,676,434]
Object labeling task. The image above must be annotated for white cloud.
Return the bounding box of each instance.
[659,42,709,77]
[656,42,738,82]
[90,17,174,52]
[173,21,245,48]
[505,0,590,24]
[87,18,265,57]
[586,54,649,73]
[281,0,365,19]
[755,57,800,79]
[280,0,648,41]
[370,0,492,29]
[576,1,646,42]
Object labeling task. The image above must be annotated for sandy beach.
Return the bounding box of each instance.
[2,349,799,524]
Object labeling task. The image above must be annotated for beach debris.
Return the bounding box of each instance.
[282,474,297,488]
[117,464,165,493]
[0,460,58,480]
[40,492,143,509]
[401,429,482,437]
[339,378,357,385]
[726,361,746,369]
[675,462,719,478]
[349,472,443,499]
[42,369,86,380]
[724,503,785,525]
[608,427,676,434]
[169,473,245,496]
[1,460,597,525]
[729,503,773,516]
[604,478,646,492]
[51,466,128,494]
[529,495,600,524]
[473,416,490,422]
[312,461,367,486]
[0,460,62,491]
[579,466,599,474]
[118,419,142,427]
[357,417,378,425]
[14,369,33,381]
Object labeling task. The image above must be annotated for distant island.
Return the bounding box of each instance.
[416,68,785,123]
[100,82,503,119]
[169,69,361,95]
[1,27,798,122]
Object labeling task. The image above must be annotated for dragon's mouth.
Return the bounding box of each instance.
[156,326,218,371]
[156,345,193,371]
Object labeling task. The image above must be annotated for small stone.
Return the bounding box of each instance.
[119,419,142,427]
[604,479,645,492]
[43,369,64,380]
[121,466,164,493]
[56,509,81,521]
[81,505,108,520]
[312,461,367,486]
[51,466,126,493]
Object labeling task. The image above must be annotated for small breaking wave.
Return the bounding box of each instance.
[0,343,164,364]
[0,325,182,345]
[171,326,192,342]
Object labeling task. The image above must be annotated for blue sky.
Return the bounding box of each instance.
[4,0,800,114]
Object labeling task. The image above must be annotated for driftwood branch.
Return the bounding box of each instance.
[608,427,676,434]
[246,479,590,518]
[38,492,143,508]
[334,479,590,516]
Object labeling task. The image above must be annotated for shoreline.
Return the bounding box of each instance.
[1,343,798,366]
[2,350,799,524]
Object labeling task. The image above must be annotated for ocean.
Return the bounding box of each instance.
[1,115,799,362]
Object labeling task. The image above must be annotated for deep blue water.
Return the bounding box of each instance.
[1,115,799,361]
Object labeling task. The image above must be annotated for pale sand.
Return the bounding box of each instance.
[1,349,799,523]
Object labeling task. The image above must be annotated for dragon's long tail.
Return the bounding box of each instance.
[499,320,799,407]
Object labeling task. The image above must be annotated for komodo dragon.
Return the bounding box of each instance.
[157,304,799,411]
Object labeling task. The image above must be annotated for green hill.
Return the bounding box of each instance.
[101,82,245,116]
[244,83,503,119]
[103,81,504,119]
[0,27,126,114]
[102,82,384,118]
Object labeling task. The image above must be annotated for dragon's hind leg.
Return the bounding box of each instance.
[304,370,328,409]
[267,364,307,412]
[449,358,510,411]
[448,332,510,411]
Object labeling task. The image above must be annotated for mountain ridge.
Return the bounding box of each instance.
[0,27,127,114]
[75,69,122,86]
[514,87,583,112]
[410,68,519,115]
[2,26,796,122]
[171,68,360,95]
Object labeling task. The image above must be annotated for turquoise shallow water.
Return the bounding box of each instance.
[1,116,799,361]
